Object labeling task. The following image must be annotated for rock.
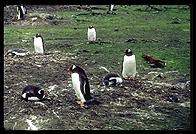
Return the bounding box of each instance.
[31,17,38,21]
[126,38,137,43]
[114,28,119,31]
[166,94,180,103]
[144,71,164,80]
[91,60,96,64]
[179,101,190,108]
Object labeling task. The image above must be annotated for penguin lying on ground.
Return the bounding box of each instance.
[33,33,45,54]
[99,66,123,86]
[5,48,29,57]
[67,64,100,108]
[21,85,47,101]
[87,25,96,42]
[102,73,123,87]
[122,49,137,80]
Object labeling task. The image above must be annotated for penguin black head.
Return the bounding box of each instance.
[67,64,86,75]
[35,33,42,38]
[125,49,133,56]
[67,64,77,72]
[89,25,94,29]
[21,85,47,101]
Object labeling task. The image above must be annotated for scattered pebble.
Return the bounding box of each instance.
[166,94,180,103]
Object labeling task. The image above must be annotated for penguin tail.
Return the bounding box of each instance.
[86,99,101,105]
[91,99,101,105]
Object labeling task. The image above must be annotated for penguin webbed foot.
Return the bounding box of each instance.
[76,101,85,108]
[76,100,81,105]
[76,99,101,109]
[87,99,101,106]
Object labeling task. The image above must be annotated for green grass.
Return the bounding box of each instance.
[4,5,190,78]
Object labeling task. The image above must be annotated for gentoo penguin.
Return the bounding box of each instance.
[107,5,115,14]
[122,49,137,79]
[17,5,27,20]
[21,85,47,101]
[87,25,96,42]
[103,73,123,86]
[67,64,97,108]
[5,48,29,56]
[33,33,45,54]
[109,4,114,12]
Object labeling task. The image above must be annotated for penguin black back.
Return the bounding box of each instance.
[17,5,25,20]
[68,64,92,101]
[103,73,123,86]
[21,85,46,101]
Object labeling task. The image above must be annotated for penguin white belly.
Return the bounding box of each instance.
[109,77,123,84]
[110,5,114,11]
[21,6,26,14]
[17,10,21,20]
[21,93,44,101]
[122,55,137,78]
[88,28,96,41]
[34,37,44,54]
[71,73,85,102]
[28,97,41,101]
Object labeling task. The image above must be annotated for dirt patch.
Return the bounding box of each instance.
[4,5,107,25]
[4,52,190,130]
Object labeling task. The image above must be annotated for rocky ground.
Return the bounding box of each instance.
[4,52,190,130]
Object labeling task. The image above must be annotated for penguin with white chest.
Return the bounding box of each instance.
[17,5,27,20]
[67,64,99,108]
[33,33,45,54]
[122,49,137,80]
[5,48,29,57]
[103,73,123,87]
[87,25,96,42]
[21,85,47,101]
[107,4,115,14]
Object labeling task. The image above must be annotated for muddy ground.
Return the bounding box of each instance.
[4,52,190,130]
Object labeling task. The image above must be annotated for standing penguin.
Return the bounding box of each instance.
[67,64,97,108]
[87,25,96,42]
[107,4,115,14]
[21,85,47,101]
[33,33,45,54]
[17,5,27,20]
[122,49,137,80]
[109,4,114,12]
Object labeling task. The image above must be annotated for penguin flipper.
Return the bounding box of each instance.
[79,75,92,100]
